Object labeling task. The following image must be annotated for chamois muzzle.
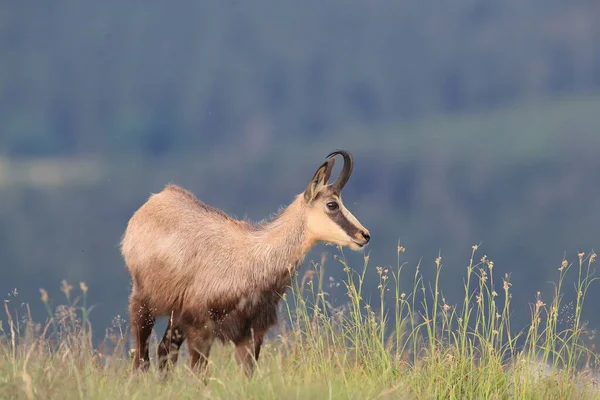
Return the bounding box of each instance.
[361,232,371,243]
[326,150,354,192]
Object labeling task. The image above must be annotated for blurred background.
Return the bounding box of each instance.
[1,1,600,345]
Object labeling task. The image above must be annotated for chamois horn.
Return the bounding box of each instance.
[326,149,354,191]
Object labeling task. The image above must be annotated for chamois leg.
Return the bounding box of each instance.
[184,324,214,380]
[129,294,155,371]
[158,318,185,376]
[235,330,265,377]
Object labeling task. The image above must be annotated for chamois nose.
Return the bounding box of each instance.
[361,231,371,243]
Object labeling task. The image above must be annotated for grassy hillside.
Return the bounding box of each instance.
[1,247,599,399]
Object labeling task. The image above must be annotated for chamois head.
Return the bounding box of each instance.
[303,150,370,251]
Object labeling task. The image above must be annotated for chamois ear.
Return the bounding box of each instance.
[304,158,335,203]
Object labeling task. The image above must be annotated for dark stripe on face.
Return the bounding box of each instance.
[327,210,361,239]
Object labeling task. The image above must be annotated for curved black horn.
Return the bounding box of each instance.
[326,149,354,191]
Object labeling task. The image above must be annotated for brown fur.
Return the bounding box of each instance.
[120,151,370,377]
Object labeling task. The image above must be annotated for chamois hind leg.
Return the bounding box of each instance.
[235,329,265,377]
[183,322,214,381]
[129,293,155,371]
[158,317,185,375]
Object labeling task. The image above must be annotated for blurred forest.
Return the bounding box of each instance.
[1,1,600,343]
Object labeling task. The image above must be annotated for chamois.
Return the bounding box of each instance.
[120,150,370,377]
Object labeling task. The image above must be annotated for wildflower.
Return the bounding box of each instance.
[559,260,568,271]
[376,266,383,275]
[400,293,406,300]
[488,261,494,269]
[61,280,73,300]
[40,289,49,303]
[480,269,488,283]
[536,300,545,308]
[491,290,497,297]
[397,245,406,254]
[443,304,450,312]
[472,245,479,251]
[79,282,88,293]
[591,253,597,263]
[435,256,442,267]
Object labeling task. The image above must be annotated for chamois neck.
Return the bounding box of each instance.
[255,195,315,269]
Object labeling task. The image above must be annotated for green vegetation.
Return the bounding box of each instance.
[2,246,599,399]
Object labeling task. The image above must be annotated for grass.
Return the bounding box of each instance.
[1,246,600,399]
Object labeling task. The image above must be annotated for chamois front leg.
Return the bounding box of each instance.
[235,330,265,377]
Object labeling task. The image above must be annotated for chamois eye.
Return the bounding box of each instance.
[326,201,339,211]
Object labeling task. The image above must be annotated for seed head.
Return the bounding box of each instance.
[559,260,568,271]
[536,299,545,308]
[60,280,73,300]
[39,288,49,304]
